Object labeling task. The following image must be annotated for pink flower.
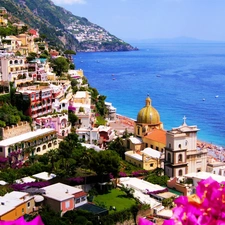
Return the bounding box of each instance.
[138,217,155,225]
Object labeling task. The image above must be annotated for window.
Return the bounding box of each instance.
[0,147,2,152]
[178,154,183,163]
[169,143,171,148]
[81,197,86,202]
[150,145,153,149]
[178,169,183,176]
[145,143,148,148]
[36,147,41,152]
[167,153,171,163]
[27,202,30,208]
[65,201,70,208]
[150,163,154,167]
[156,146,159,151]
[137,126,140,135]
[178,144,182,149]
[43,145,46,150]
[75,198,80,204]
[22,208,24,213]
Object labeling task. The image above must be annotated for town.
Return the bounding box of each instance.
[0,6,224,225]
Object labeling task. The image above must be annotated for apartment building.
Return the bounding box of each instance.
[17,85,52,119]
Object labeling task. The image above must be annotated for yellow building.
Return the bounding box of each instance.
[0,191,35,221]
[124,95,166,170]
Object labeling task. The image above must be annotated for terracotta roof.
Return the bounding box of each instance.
[74,191,87,198]
[144,129,166,144]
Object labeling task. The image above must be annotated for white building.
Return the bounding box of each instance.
[0,128,58,162]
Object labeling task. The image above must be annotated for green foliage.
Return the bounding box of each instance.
[145,172,169,186]
[68,112,78,126]
[26,52,37,62]
[162,197,175,209]
[95,116,106,126]
[88,150,121,177]
[64,50,76,55]
[52,57,69,76]
[69,63,75,70]
[108,137,126,159]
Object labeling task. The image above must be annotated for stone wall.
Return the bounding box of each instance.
[0,122,31,140]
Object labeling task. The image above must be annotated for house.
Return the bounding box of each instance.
[76,127,100,144]
[98,125,116,146]
[36,113,71,137]
[0,191,35,221]
[0,55,30,85]
[32,172,56,181]
[125,147,162,170]
[41,183,87,215]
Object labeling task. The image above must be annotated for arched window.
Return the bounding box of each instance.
[178,144,181,149]
[48,143,52,148]
[178,154,183,162]
[37,147,41,152]
[9,60,13,65]
[167,153,171,163]
[43,145,46,150]
[62,130,65,136]
[178,169,183,176]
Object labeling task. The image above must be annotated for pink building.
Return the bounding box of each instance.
[35,113,71,137]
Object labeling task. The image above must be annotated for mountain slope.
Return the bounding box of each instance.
[1,0,136,52]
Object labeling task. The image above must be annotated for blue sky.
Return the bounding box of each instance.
[51,0,225,42]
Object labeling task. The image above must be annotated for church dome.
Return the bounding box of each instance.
[137,96,160,124]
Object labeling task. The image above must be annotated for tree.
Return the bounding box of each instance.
[108,137,126,159]
[89,150,121,177]
[52,57,69,76]
[68,112,78,126]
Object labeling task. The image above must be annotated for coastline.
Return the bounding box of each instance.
[110,114,225,163]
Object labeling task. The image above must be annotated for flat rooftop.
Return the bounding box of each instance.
[0,128,55,147]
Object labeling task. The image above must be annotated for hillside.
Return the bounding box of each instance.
[1,0,137,52]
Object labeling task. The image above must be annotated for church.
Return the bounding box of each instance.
[124,95,207,176]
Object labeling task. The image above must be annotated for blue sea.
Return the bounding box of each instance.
[73,43,225,147]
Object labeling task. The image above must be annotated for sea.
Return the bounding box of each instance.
[73,42,225,147]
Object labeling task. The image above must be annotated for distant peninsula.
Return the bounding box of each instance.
[1,0,137,52]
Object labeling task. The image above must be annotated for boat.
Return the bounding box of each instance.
[156,75,161,77]
[202,98,205,101]
[215,95,219,98]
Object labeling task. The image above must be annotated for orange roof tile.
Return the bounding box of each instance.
[144,129,166,144]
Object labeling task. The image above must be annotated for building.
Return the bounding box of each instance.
[124,95,166,170]
[0,191,35,221]
[69,91,92,128]
[0,128,58,163]
[41,183,87,215]
[105,102,116,121]
[184,171,225,194]
[51,82,72,113]
[164,117,208,177]
[35,113,71,137]
[0,56,31,85]
[206,161,225,176]
[17,85,52,119]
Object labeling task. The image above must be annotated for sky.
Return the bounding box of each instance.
[51,0,225,42]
